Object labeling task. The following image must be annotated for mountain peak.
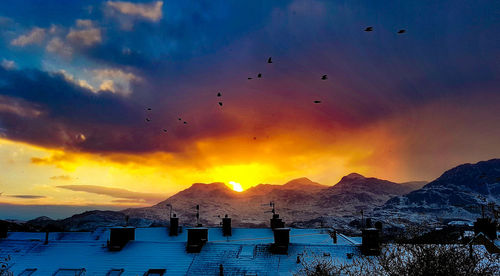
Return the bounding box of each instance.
[285,177,314,185]
[341,173,365,181]
[190,182,228,189]
[283,177,326,189]
[168,182,237,200]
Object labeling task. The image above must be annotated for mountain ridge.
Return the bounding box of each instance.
[123,173,421,227]
[18,160,499,231]
[379,159,500,224]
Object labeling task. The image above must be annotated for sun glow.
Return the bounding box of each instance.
[229,181,244,192]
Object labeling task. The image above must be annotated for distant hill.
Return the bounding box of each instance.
[23,211,155,231]
[399,181,428,191]
[315,173,420,214]
[378,159,500,223]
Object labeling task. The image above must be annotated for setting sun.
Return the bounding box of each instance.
[228,181,244,192]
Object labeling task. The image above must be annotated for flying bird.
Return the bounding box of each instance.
[178,118,182,121]
[314,100,322,104]
[321,75,328,80]
[217,92,221,97]
[267,57,272,63]
[397,29,406,34]
[145,118,151,122]
[257,73,262,78]
[364,26,373,32]
[147,108,152,110]
[248,77,253,80]
[183,121,187,124]
[163,129,167,132]
[218,102,223,107]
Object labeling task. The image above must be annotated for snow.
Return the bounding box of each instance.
[1,227,361,275]
[447,221,473,227]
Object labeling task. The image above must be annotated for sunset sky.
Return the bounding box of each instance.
[0,0,499,218]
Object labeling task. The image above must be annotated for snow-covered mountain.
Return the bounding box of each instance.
[316,173,420,212]
[8,160,499,232]
[378,159,500,223]
[123,174,421,227]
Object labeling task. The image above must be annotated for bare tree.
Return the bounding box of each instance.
[296,244,499,276]
[0,255,13,276]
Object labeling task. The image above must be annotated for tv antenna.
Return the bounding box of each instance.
[262,201,276,214]
[166,203,173,218]
[195,205,200,226]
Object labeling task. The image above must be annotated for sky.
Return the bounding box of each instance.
[0,0,499,218]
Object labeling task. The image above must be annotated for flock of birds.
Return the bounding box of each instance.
[144,26,406,134]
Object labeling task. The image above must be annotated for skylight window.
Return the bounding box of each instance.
[106,268,124,276]
[144,269,166,276]
[19,268,37,276]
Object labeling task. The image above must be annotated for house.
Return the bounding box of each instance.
[0,227,362,275]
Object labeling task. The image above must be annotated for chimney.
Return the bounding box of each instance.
[43,224,55,245]
[186,227,208,253]
[222,214,232,237]
[108,227,135,251]
[170,214,179,236]
[0,220,8,239]
[271,227,290,254]
[474,218,497,240]
[270,214,285,229]
[361,228,380,256]
[331,230,337,244]
[365,218,372,228]
[44,231,49,245]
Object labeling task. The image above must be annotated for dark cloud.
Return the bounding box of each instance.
[112,199,147,204]
[0,0,498,163]
[4,194,46,199]
[57,184,166,204]
[0,67,160,152]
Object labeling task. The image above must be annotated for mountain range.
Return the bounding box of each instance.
[19,159,500,232]
[122,173,425,228]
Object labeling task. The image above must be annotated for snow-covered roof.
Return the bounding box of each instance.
[1,227,361,275]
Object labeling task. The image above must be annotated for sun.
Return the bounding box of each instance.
[229,181,244,192]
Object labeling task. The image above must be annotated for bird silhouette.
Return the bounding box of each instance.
[257,73,262,78]
[163,129,167,132]
[147,108,152,110]
[364,26,373,32]
[248,77,253,80]
[145,118,151,122]
[314,100,322,104]
[218,102,223,107]
[397,29,406,34]
[217,92,221,97]
[267,57,272,63]
[178,118,182,121]
[183,121,187,124]
[321,75,328,80]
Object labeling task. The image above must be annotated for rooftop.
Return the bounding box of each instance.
[1,227,361,275]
